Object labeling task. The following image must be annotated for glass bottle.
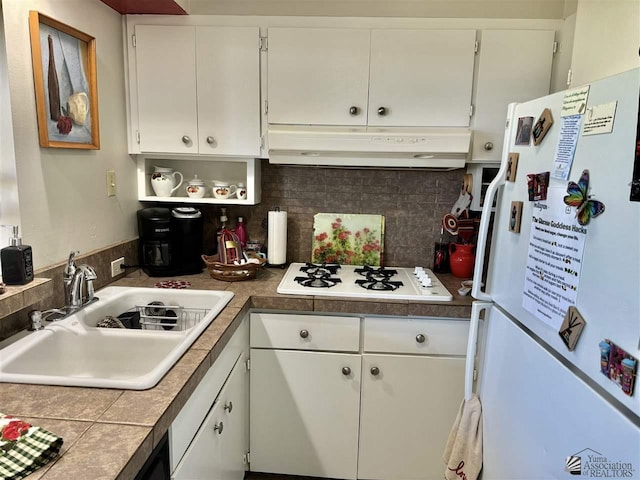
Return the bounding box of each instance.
[47,35,61,121]
[235,216,247,250]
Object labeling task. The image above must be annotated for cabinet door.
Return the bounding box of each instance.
[267,28,370,126]
[197,27,261,156]
[135,25,198,154]
[358,354,466,480]
[249,349,361,479]
[471,30,555,162]
[368,29,476,127]
[172,355,247,480]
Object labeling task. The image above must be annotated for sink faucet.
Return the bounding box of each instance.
[62,250,98,311]
[27,251,99,325]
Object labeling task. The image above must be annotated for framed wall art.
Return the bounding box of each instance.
[28,11,100,149]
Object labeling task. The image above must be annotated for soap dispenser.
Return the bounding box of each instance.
[1,225,34,285]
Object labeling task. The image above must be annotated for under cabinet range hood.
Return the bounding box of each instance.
[267,125,472,169]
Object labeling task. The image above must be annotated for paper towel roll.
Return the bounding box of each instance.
[267,210,287,265]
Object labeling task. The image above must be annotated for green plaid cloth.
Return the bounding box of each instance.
[0,414,63,480]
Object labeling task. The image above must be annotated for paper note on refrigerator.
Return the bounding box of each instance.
[552,115,582,180]
[583,101,618,135]
[522,187,587,329]
[561,86,590,117]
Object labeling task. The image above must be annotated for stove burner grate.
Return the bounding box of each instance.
[294,275,342,288]
[300,263,341,277]
[354,266,398,280]
[355,278,403,291]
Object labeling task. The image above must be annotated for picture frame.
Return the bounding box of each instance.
[28,11,100,149]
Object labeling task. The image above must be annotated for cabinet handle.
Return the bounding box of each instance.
[299,329,309,339]
[416,333,426,344]
[370,366,380,376]
[341,366,351,376]
[224,401,233,413]
[181,135,191,144]
[213,421,224,434]
[484,141,494,151]
[349,106,359,116]
[377,107,388,116]
[207,136,216,145]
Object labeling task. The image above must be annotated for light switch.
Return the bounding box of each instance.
[106,170,116,197]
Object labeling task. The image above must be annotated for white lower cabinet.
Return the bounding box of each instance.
[358,354,466,480]
[249,349,361,479]
[173,354,248,480]
[248,313,469,480]
[170,318,249,479]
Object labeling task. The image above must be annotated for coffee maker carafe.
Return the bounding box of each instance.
[137,207,203,277]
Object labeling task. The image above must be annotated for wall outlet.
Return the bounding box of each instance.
[110,257,125,277]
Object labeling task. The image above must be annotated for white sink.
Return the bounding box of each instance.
[0,286,234,390]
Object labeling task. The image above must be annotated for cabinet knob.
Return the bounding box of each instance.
[370,366,380,376]
[341,366,351,376]
[224,401,233,413]
[484,142,494,151]
[416,334,426,344]
[349,106,359,116]
[207,136,216,145]
[299,329,309,339]
[377,107,388,116]
[181,135,191,145]
[213,421,224,434]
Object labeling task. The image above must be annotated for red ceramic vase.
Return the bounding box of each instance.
[449,243,476,278]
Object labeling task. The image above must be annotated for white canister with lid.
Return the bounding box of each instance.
[186,175,206,198]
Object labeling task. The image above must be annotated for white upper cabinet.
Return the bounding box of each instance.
[368,29,476,127]
[133,25,261,156]
[135,25,198,154]
[267,28,371,126]
[267,27,477,127]
[471,29,555,163]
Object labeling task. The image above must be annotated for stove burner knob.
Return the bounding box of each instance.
[370,366,380,376]
[341,366,352,376]
[416,334,426,344]
[299,329,309,339]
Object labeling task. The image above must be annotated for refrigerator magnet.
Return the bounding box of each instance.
[506,153,519,182]
[601,339,638,397]
[508,201,523,233]
[558,306,586,351]
[527,172,550,201]
[532,108,554,145]
[515,117,533,145]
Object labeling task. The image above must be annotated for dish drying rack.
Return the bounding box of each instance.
[134,302,210,331]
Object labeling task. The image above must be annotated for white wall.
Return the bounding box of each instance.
[1,0,139,270]
[0,10,21,252]
[570,0,640,86]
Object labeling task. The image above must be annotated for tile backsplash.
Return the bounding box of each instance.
[200,161,465,267]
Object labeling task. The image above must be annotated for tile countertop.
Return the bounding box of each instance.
[2,267,473,480]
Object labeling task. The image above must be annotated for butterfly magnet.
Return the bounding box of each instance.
[563,169,605,225]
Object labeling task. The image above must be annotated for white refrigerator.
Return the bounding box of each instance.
[468,68,640,479]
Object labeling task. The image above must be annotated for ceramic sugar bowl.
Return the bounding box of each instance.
[186,175,206,198]
[151,166,183,197]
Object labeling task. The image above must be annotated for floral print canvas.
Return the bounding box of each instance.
[312,213,384,266]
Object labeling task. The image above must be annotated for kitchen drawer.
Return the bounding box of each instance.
[250,313,360,352]
[363,317,469,355]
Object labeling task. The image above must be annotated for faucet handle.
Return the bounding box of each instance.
[65,251,79,277]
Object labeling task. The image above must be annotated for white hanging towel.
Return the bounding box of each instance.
[443,393,483,480]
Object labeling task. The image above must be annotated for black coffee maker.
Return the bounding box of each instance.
[137,207,203,277]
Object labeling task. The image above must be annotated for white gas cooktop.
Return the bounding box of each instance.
[277,263,453,302]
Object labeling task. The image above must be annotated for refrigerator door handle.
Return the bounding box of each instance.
[471,103,517,301]
[465,301,491,400]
